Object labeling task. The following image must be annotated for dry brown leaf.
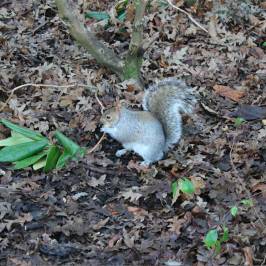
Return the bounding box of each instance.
[251,183,266,197]
[243,246,253,266]
[108,234,121,248]
[127,206,148,219]
[87,175,106,187]
[213,85,245,102]
[93,217,110,230]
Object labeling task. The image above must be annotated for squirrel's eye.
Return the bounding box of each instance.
[106,115,111,120]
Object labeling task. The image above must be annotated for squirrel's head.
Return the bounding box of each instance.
[100,107,120,128]
[100,99,128,130]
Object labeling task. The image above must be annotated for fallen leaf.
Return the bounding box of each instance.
[120,187,143,202]
[243,246,253,266]
[213,85,245,102]
[251,183,266,197]
[230,105,266,120]
[93,217,109,230]
[87,175,106,187]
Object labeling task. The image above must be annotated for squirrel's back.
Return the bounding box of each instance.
[143,78,196,150]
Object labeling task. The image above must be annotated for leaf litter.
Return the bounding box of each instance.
[0,0,265,265]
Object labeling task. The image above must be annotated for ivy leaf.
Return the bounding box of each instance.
[204,229,218,249]
[178,178,195,194]
[230,206,238,217]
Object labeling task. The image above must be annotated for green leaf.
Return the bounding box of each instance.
[241,199,253,207]
[33,158,46,170]
[0,119,44,140]
[54,131,81,156]
[171,181,180,204]
[234,117,246,127]
[230,206,238,217]
[85,11,110,21]
[214,240,222,254]
[0,139,48,162]
[117,11,126,21]
[204,229,218,249]
[56,150,72,169]
[13,151,47,170]
[44,145,61,172]
[221,226,229,243]
[262,42,266,47]
[0,131,33,147]
[178,178,195,194]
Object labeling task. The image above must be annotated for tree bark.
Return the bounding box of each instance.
[55,0,124,79]
[124,0,148,81]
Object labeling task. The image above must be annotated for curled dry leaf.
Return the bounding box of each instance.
[213,85,245,102]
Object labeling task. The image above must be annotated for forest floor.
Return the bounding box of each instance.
[0,0,266,265]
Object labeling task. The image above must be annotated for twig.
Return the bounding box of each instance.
[95,91,105,114]
[0,83,93,112]
[166,0,209,34]
[87,133,106,154]
[229,135,265,227]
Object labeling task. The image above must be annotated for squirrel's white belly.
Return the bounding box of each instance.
[123,142,164,163]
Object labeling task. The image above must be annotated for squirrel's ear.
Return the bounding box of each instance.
[115,97,121,113]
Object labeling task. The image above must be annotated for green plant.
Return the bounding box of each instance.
[0,119,85,172]
[204,226,229,254]
[204,198,254,254]
[171,178,195,204]
[234,117,246,127]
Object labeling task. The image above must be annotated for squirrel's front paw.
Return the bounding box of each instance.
[140,161,151,167]
[115,149,127,157]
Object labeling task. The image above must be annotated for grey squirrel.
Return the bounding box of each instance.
[100,78,196,165]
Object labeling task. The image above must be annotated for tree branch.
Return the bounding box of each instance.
[55,0,124,78]
[124,0,148,81]
[129,0,148,55]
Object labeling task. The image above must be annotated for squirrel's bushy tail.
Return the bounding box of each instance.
[143,78,196,150]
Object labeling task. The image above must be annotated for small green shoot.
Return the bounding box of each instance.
[241,199,253,207]
[171,178,195,204]
[178,178,195,194]
[221,226,229,242]
[234,117,246,127]
[230,206,238,217]
[204,229,218,249]
[204,226,229,254]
